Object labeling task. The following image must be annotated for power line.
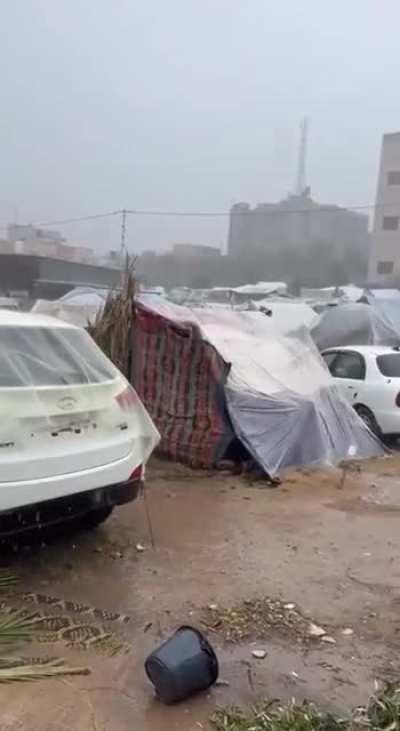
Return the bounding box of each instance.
[0,201,397,233]
[125,202,391,217]
[0,210,121,234]
[32,210,121,227]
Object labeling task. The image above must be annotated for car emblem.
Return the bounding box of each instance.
[57,396,77,411]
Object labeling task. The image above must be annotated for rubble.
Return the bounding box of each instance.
[203,597,331,645]
[251,649,267,659]
[321,635,336,644]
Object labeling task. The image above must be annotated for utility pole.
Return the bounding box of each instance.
[120,208,127,257]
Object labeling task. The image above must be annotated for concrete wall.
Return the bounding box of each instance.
[0,254,121,300]
[369,132,400,284]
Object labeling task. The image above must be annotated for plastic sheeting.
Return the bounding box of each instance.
[233,281,287,296]
[312,302,400,350]
[136,297,383,476]
[32,288,107,327]
[0,311,159,484]
[132,304,232,469]
[366,289,400,300]
[0,321,116,387]
[250,300,318,333]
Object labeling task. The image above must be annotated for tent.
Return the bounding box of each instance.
[131,297,383,476]
[250,300,318,332]
[301,285,364,310]
[312,302,400,350]
[365,289,400,300]
[32,288,108,327]
[233,281,287,297]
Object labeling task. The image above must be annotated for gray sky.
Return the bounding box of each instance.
[1,0,400,254]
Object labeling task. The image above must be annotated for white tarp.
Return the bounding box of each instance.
[312,302,400,350]
[233,281,287,296]
[301,284,364,308]
[250,300,318,332]
[32,288,108,327]
[137,296,383,475]
[340,285,364,302]
[365,289,400,300]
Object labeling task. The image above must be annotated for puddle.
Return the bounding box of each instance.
[134,640,374,730]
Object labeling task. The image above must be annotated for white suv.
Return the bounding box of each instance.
[0,310,159,536]
[322,345,400,437]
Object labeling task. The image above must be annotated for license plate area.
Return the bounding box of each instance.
[25,412,99,438]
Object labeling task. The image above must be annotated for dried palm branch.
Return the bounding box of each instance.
[0,575,91,681]
[0,661,89,682]
[88,255,136,378]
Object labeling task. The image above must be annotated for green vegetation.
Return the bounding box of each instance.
[211,683,400,730]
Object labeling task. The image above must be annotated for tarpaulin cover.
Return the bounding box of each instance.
[312,302,400,350]
[250,299,318,332]
[32,288,107,327]
[134,297,383,475]
[132,302,233,468]
[233,281,287,296]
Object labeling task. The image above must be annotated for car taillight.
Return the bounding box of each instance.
[130,464,145,481]
[115,385,139,411]
[396,393,400,408]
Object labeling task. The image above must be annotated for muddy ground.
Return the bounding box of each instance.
[2,454,400,730]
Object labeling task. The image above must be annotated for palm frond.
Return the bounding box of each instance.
[0,661,90,682]
[0,610,36,650]
[0,575,91,681]
[88,255,136,377]
[0,572,18,590]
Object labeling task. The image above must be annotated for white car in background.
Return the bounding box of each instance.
[0,310,159,537]
[322,345,400,438]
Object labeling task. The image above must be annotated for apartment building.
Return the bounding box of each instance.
[369,132,400,284]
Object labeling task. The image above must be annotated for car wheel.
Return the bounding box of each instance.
[81,506,114,529]
[354,405,381,437]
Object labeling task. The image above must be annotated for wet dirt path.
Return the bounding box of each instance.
[1,455,400,729]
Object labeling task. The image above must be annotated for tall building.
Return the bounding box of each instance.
[369,132,400,284]
[7,223,64,245]
[227,191,369,261]
[4,223,94,263]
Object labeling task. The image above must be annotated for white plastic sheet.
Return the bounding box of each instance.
[32,288,107,327]
[312,302,400,350]
[250,300,318,333]
[0,311,159,484]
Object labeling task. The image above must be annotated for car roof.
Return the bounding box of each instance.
[322,345,400,356]
[0,310,79,329]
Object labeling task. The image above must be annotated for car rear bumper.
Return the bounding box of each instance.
[0,449,141,512]
[0,478,142,538]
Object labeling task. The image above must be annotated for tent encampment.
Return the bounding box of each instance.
[132,297,383,476]
[312,302,400,350]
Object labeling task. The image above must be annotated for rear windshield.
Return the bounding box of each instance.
[0,327,116,387]
[376,353,400,378]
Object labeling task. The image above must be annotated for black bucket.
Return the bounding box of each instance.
[145,625,219,704]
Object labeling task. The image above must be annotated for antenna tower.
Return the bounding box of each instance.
[295,117,308,196]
